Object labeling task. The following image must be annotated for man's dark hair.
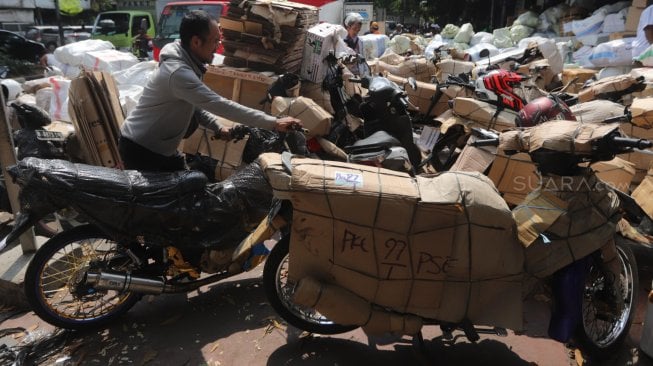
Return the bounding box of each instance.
[180,10,214,49]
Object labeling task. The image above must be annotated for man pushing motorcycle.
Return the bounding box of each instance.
[119,10,302,172]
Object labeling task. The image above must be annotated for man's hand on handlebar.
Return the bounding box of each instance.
[274,116,303,133]
[218,126,232,141]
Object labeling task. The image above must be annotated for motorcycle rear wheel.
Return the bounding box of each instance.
[263,236,357,335]
[574,238,639,360]
[24,225,141,330]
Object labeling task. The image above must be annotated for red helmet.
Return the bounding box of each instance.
[475,69,526,112]
[516,95,576,127]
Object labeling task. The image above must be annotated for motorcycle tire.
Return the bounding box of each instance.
[263,235,357,335]
[24,225,141,330]
[574,237,639,361]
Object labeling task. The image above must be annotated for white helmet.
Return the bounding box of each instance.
[1,79,22,102]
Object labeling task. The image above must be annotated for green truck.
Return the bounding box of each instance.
[91,10,155,50]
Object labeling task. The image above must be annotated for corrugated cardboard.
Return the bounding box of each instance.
[181,122,248,180]
[387,74,473,117]
[452,97,518,131]
[622,123,653,184]
[626,6,645,32]
[630,97,653,128]
[435,59,475,83]
[514,171,621,278]
[487,152,539,206]
[591,157,636,193]
[527,121,621,155]
[300,23,340,83]
[271,155,524,331]
[632,166,653,218]
[633,0,649,8]
[449,138,497,173]
[203,65,276,114]
[570,100,627,124]
[376,58,437,83]
[561,68,597,94]
[299,81,334,114]
[271,96,332,137]
[578,74,643,103]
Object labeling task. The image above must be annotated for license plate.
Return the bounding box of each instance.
[35,130,65,141]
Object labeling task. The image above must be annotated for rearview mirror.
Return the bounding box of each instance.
[407,77,417,90]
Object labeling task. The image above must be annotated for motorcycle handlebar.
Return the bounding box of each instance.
[610,136,653,150]
[469,138,500,147]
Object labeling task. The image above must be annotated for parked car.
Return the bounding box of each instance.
[24,25,91,51]
[1,22,33,36]
[0,30,46,63]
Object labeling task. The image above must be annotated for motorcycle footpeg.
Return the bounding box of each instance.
[475,327,508,337]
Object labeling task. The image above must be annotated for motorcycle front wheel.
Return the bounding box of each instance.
[574,238,639,360]
[263,236,357,335]
[24,225,142,330]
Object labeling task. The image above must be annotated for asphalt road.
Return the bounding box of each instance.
[2,241,653,366]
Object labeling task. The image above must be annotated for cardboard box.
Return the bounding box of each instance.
[561,68,597,94]
[181,122,248,180]
[609,31,637,41]
[203,65,276,114]
[487,153,538,206]
[300,23,340,84]
[633,167,653,218]
[449,139,497,173]
[514,172,620,278]
[591,157,636,193]
[622,123,653,184]
[633,0,649,9]
[626,6,645,32]
[271,155,524,331]
[434,59,475,83]
[271,96,332,137]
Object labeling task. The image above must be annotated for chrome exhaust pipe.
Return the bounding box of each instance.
[85,271,165,294]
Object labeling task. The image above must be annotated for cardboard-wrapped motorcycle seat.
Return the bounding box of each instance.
[386,74,473,117]
[375,58,436,82]
[435,59,475,83]
[498,121,622,155]
[570,100,626,124]
[270,154,524,331]
[451,97,518,131]
[512,170,621,278]
[630,97,653,129]
[578,74,646,103]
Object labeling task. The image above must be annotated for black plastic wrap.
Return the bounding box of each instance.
[13,129,66,161]
[9,158,274,249]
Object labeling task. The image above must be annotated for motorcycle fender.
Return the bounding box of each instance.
[0,212,38,251]
[231,214,288,267]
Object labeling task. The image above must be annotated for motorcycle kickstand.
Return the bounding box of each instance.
[412,331,427,353]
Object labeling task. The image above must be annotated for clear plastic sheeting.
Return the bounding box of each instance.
[8,158,274,249]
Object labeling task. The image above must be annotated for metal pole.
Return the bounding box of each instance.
[54,0,65,48]
[0,91,37,253]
